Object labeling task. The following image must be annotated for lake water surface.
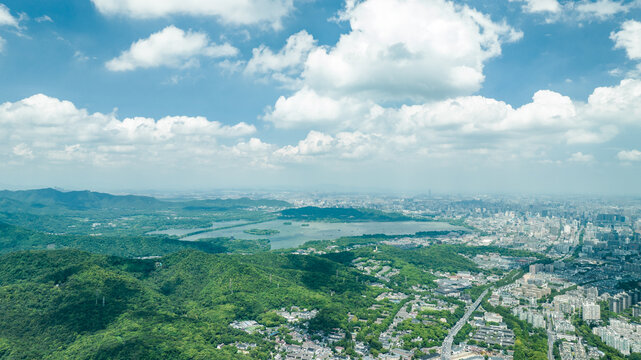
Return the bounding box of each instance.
[172,220,464,249]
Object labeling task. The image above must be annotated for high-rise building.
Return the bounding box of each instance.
[610,297,621,313]
[529,263,543,274]
[583,302,601,321]
[585,287,598,299]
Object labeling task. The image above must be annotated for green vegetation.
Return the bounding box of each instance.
[454,323,474,344]
[0,249,375,359]
[243,229,280,236]
[0,190,542,359]
[0,188,287,237]
[257,311,286,327]
[0,239,497,359]
[0,222,269,257]
[280,206,414,222]
[360,245,481,273]
[444,244,546,261]
[483,301,548,360]
[573,315,627,360]
[397,305,465,349]
[553,339,562,360]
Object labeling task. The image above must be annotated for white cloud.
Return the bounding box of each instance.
[104,116,255,143]
[306,0,521,102]
[564,126,618,144]
[275,131,334,158]
[250,0,521,103]
[12,143,33,159]
[0,36,5,53]
[617,149,641,161]
[106,26,238,72]
[35,15,53,23]
[575,0,628,20]
[585,78,641,122]
[0,94,256,166]
[74,51,90,62]
[511,0,632,21]
[510,0,561,14]
[611,20,641,60]
[569,152,595,162]
[91,0,294,29]
[264,87,381,129]
[264,77,641,164]
[245,30,316,84]
[0,4,18,27]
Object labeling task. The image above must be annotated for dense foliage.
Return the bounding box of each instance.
[357,245,481,274]
[482,301,548,360]
[0,189,286,236]
[0,249,376,359]
[0,222,269,257]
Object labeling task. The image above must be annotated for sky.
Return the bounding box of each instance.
[0,0,641,195]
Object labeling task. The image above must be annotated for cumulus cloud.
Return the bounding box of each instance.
[275,131,335,158]
[253,0,641,167]
[106,26,238,72]
[0,4,18,27]
[611,20,641,60]
[91,0,294,29]
[264,87,381,129]
[245,30,316,85]
[617,149,641,161]
[0,94,255,166]
[265,77,641,164]
[584,79,641,122]
[249,0,522,103]
[306,0,521,102]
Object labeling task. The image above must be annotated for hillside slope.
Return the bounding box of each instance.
[0,249,374,359]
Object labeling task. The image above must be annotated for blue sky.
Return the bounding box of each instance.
[1,0,640,194]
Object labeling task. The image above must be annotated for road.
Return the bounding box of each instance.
[441,288,489,360]
[548,330,555,360]
[548,318,556,360]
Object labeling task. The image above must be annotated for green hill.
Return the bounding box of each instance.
[0,222,268,257]
[0,189,290,213]
[0,188,163,212]
[0,189,290,237]
[0,249,375,359]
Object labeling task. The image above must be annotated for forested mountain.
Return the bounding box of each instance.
[0,188,163,212]
[0,249,372,359]
[0,189,290,236]
[0,222,268,257]
[0,189,290,213]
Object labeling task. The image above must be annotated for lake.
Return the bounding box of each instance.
[171,220,465,249]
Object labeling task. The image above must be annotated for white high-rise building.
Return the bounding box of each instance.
[583,302,601,321]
